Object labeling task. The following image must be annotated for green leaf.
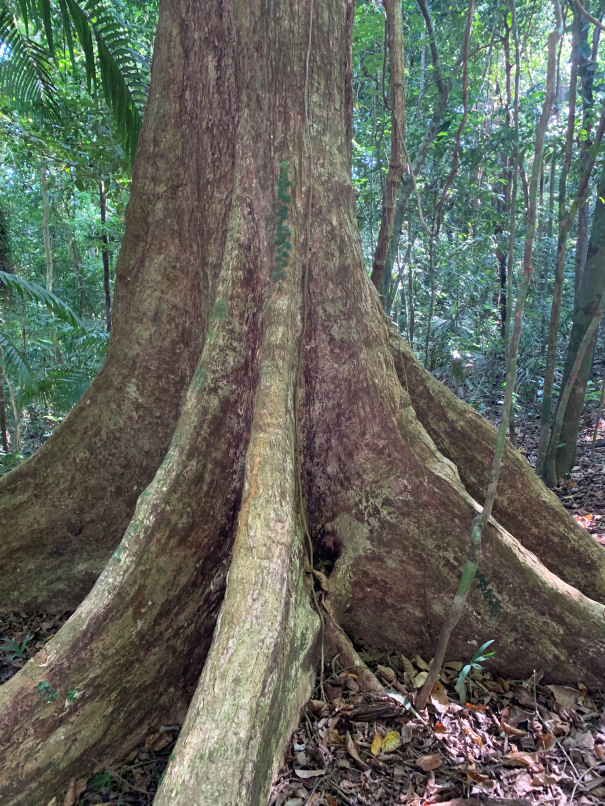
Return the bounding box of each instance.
[0,1,60,116]
[0,271,82,328]
[0,332,38,391]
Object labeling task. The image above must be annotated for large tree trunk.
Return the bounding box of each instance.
[0,0,237,611]
[0,2,604,805]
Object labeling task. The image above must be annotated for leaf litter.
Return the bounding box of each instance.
[269,657,605,806]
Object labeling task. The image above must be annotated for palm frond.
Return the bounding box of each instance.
[23,365,92,409]
[2,0,149,158]
[0,331,38,391]
[0,0,59,116]
[0,270,83,328]
[64,0,147,158]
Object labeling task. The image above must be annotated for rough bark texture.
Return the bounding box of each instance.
[0,1,604,805]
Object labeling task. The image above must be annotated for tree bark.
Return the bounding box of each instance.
[0,2,603,805]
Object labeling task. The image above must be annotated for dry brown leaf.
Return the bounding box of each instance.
[570,730,595,750]
[464,768,493,786]
[462,723,483,747]
[345,731,367,767]
[62,780,76,806]
[415,655,430,671]
[150,732,173,752]
[311,569,330,591]
[377,664,396,684]
[501,721,526,737]
[536,731,554,751]
[504,750,542,769]
[294,768,325,779]
[400,654,416,681]
[429,681,449,712]
[511,685,535,707]
[531,772,560,787]
[327,729,344,746]
[415,753,442,771]
[61,778,86,806]
[513,772,535,795]
[434,721,447,734]
[413,671,428,689]
[583,776,605,791]
[307,699,324,715]
[547,684,593,709]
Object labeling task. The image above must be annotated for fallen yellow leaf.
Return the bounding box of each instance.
[370,731,383,756]
[382,730,402,752]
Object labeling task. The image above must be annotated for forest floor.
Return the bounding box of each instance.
[1,406,604,805]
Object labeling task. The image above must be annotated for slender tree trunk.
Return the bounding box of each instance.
[372,0,453,297]
[407,223,415,346]
[575,196,590,296]
[549,167,605,479]
[0,3,603,806]
[573,2,600,301]
[424,234,435,368]
[66,195,86,318]
[496,235,507,339]
[535,10,580,477]
[100,181,112,332]
[6,375,21,454]
[505,0,520,442]
[0,353,8,453]
[70,235,85,318]
[41,164,53,294]
[0,206,11,275]
[0,210,12,454]
[370,0,405,303]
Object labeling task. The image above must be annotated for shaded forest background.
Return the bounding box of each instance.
[1,0,604,486]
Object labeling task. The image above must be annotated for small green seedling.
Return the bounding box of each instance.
[36,681,59,702]
[0,632,31,660]
[455,639,495,702]
[88,772,112,792]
